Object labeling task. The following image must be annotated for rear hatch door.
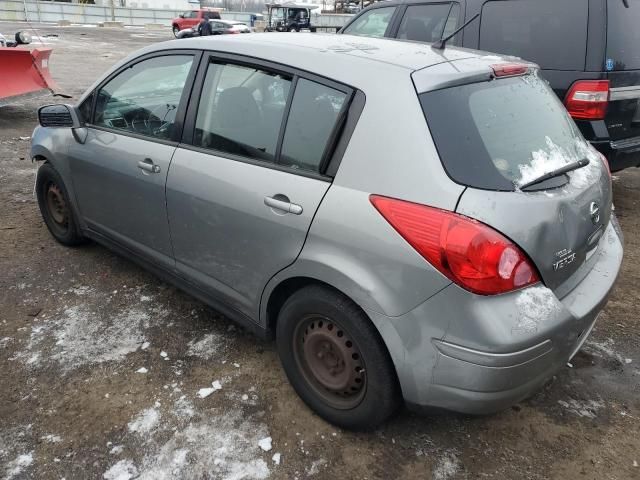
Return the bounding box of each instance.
[605,0,640,142]
[419,71,612,292]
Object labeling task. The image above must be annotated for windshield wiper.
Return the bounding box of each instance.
[519,158,590,191]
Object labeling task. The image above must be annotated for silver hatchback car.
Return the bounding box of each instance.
[32,34,623,430]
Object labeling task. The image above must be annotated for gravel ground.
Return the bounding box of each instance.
[1,21,639,480]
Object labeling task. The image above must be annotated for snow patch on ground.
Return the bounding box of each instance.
[306,458,327,476]
[13,297,168,371]
[432,451,461,480]
[103,459,138,480]
[128,407,161,435]
[4,451,34,480]
[584,338,626,363]
[186,333,224,360]
[40,434,61,443]
[558,398,605,419]
[513,285,562,334]
[122,410,270,480]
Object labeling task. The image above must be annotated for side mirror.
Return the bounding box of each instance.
[15,31,32,45]
[179,14,184,18]
[38,104,87,143]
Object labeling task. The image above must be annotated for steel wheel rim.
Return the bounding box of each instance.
[293,315,366,410]
[45,182,69,232]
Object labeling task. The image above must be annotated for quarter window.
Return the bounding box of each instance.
[94,55,194,140]
[280,79,347,172]
[342,7,396,38]
[194,62,292,163]
[397,3,460,44]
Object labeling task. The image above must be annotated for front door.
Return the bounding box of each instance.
[166,58,351,319]
[68,53,197,267]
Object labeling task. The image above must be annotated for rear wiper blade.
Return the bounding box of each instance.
[519,158,590,191]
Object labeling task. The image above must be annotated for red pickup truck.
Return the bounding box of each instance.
[172,8,221,36]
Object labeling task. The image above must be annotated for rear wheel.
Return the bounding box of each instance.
[36,163,85,246]
[172,25,179,37]
[276,285,401,430]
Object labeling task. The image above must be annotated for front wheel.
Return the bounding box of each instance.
[172,25,179,37]
[276,285,401,430]
[36,163,86,246]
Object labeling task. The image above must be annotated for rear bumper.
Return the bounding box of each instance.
[367,219,623,414]
[592,136,640,171]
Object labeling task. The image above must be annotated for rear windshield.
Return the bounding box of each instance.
[607,0,640,71]
[420,74,590,191]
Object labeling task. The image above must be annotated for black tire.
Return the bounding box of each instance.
[36,163,86,246]
[172,25,179,37]
[276,284,401,430]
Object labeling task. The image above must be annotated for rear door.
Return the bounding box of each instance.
[166,55,352,318]
[605,0,640,142]
[417,69,612,294]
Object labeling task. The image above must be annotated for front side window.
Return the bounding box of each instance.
[479,0,587,71]
[342,7,396,38]
[280,79,348,172]
[94,55,194,140]
[194,62,292,163]
[397,3,459,43]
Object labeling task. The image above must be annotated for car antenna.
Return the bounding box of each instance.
[432,13,480,50]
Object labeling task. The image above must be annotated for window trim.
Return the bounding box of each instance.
[86,49,203,145]
[181,50,359,179]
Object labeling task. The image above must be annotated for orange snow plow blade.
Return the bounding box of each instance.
[0,48,59,106]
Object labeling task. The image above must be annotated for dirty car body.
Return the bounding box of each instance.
[31,34,623,428]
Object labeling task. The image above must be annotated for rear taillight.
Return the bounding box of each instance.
[564,80,609,120]
[370,195,541,295]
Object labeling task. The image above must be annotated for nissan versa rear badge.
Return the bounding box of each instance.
[553,249,576,271]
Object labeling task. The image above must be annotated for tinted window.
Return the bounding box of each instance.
[480,0,587,71]
[194,62,292,163]
[94,55,193,140]
[342,7,396,37]
[420,74,592,191]
[280,79,347,172]
[397,3,460,44]
[607,0,640,70]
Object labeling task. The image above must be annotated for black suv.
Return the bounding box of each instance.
[340,0,640,171]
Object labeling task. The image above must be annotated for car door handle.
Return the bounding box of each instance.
[264,196,303,215]
[137,158,161,174]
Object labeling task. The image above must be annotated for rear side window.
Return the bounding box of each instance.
[194,62,292,163]
[479,0,588,71]
[280,79,348,173]
[397,3,460,44]
[607,0,640,71]
[420,74,589,191]
[342,7,396,37]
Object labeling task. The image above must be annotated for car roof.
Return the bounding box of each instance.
[152,33,487,73]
